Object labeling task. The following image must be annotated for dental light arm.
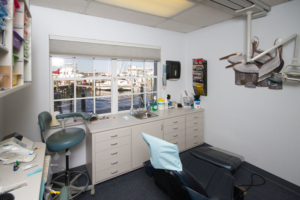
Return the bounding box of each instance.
[250,34,299,64]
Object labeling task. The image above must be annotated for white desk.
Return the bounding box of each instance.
[0,142,46,200]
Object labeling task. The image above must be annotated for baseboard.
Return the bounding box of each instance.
[242,162,300,195]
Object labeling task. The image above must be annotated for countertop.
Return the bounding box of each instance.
[86,108,205,134]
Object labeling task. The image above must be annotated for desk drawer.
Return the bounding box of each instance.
[95,136,131,152]
[96,162,131,182]
[186,112,204,121]
[186,138,204,149]
[164,129,185,141]
[186,125,204,135]
[95,145,131,162]
[164,116,185,127]
[186,132,204,142]
[167,136,185,145]
[96,153,131,172]
[96,128,131,143]
[186,118,204,128]
[164,123,185,135]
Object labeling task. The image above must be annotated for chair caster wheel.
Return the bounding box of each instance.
[91,188,95,195]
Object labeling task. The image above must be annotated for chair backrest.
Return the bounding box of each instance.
[38,111,52,142]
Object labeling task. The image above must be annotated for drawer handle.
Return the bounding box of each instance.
[111,161,118,165]
[194,142,198,145]
[173,121,178,123]
[111,135,118,138]
[194,135,198,138]
[194,129,198,131]
[173,127,178,130]
[173,142,178,144]
[194,116,198,119]
[173,135,178,137]
[111,170,118,174]
[111,152,118,155]
[111,143,118,146]
[194,122,198,124]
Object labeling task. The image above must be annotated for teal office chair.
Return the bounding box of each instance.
[38,111,95,199]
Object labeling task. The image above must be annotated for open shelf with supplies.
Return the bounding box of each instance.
[0,0,32,98]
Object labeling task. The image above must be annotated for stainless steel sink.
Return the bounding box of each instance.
[131,111,158,119]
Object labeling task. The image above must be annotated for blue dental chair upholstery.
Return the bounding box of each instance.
[38,111,95,199]
[142,132,242,200]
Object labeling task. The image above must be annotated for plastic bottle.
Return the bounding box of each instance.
[147,102,151,111]
[158,98,165,110]
[164,96,168,110]
[152,96,158,111]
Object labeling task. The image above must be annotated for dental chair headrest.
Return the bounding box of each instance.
[141,132,182,171]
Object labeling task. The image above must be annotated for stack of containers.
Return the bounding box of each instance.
[0,0,12,46]
[24,25,29,58]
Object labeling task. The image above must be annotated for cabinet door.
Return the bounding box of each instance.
[132,121,163,169]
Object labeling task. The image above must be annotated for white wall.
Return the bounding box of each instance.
[0,99,4,140]
[185,1,300,186]
[2,6,186,168]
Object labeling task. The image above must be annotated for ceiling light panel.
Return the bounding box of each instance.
[94,0,195,18]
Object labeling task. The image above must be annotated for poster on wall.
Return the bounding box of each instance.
[193,59,207,96]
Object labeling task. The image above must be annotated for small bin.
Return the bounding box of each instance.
[13,74,21,86]
[13,30,24,49]
[13,54,19,67]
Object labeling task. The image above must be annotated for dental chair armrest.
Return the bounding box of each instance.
[56,112,91,120]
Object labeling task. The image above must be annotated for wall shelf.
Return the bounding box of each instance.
[0,0,32,98]
[0,45,9,53]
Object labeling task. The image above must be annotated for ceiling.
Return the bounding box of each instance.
[30,0,291,33]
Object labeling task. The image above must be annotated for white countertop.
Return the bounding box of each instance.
[86,108,205,134]
[0,142,46,200]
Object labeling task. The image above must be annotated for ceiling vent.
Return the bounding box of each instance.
[188,0,270,11]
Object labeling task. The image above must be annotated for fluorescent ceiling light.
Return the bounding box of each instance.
[95,0,195,18]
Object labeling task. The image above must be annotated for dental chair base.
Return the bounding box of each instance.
[143,147,244,200]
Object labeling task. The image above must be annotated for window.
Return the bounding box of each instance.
[51,56,158,115]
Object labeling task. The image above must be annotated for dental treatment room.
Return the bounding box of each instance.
[0,0,300,199]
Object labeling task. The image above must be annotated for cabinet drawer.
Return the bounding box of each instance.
[163,129,185,141]
[96,128,131,143]
[96,162,131,182]
[186,125,204,135]
[186,112,204,121]
[95,145,131,163]
[164,123,185,134]
[186,138,204,149]
[96,153,131,172]
[177,143,186,152]
[186,118,204,128]
[164,116,185,127]
[96,136,131,152]
[167,136,185,145]
[186,132,204,142]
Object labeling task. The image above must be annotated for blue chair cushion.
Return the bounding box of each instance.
[46,128,85,152]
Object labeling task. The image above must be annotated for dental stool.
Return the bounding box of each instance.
[38,111,95,199]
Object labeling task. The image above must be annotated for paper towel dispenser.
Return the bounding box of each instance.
[166,61,181,80]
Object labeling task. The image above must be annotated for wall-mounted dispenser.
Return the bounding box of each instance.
[166,61,181,80]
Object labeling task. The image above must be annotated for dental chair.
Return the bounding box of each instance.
[38,112,95,199]
[142,133,244,200]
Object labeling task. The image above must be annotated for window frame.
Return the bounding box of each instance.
[49,56,160,115]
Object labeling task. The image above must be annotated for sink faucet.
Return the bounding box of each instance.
[137,97,144,112]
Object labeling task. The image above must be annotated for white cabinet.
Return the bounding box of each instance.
[86,110,204,185]
[132,121,163,169]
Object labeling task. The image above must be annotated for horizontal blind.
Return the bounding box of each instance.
[49,35,161,61]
